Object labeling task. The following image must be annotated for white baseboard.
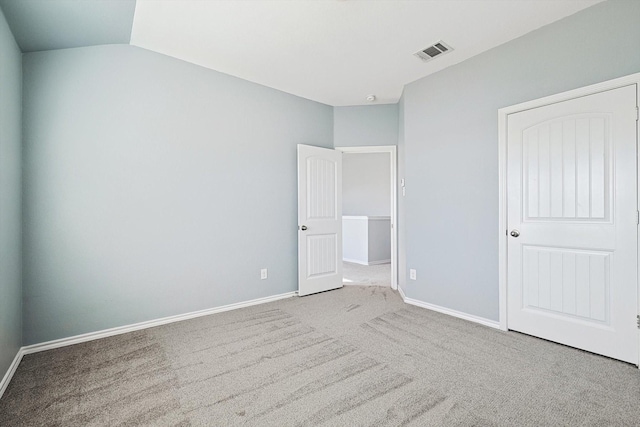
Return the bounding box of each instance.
[398,285,407,300]
[398,287,500,330]
[0,348,24,399]
[343,258,391,266]
[22,291,297,355]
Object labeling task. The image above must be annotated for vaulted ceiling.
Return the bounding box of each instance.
[0,0,604,106]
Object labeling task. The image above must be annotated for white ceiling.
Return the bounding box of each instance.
[0,0,604,106]
[131,0,603,106]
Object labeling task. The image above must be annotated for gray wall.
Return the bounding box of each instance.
[334,104,398,147]
[0,6,22,377]
[401,0,640,320]
[343,153,390,216]
[0,0,135,52]
[22,44,333,345]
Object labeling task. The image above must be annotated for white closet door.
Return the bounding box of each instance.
[507,84,638,364]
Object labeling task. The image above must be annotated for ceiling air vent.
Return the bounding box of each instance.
[414,41,453,62]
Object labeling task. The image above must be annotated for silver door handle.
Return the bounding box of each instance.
[510,229,520,238]
[301,225,308,231]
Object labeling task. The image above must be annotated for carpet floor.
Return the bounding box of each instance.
[1,286,639,426]
[343,262,391,287]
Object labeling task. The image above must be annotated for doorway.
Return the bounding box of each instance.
[337,146,397,290]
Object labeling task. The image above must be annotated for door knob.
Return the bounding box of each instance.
[510,229,520,238]
[301,225,308,231]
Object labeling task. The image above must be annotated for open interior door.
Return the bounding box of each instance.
[297,144,343,296]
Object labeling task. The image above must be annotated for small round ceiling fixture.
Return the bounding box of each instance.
[366,94,376,102]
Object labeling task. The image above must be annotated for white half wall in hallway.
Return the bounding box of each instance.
[343,216,391,265]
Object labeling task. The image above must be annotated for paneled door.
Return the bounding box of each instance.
[297,144,343,296]
[507,85,638,364]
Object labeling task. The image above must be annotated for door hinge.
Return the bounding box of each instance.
[637,315,640,329]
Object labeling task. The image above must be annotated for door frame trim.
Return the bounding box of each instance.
[335,145,398,290]
[498,73,640,363]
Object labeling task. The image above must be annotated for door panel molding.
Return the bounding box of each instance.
[498,72,640,365]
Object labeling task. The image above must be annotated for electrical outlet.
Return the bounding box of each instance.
[260,269,268,280]
[409,269,416,280]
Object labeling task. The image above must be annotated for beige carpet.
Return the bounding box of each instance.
[1,286,639,426]
[343,261,391,287]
